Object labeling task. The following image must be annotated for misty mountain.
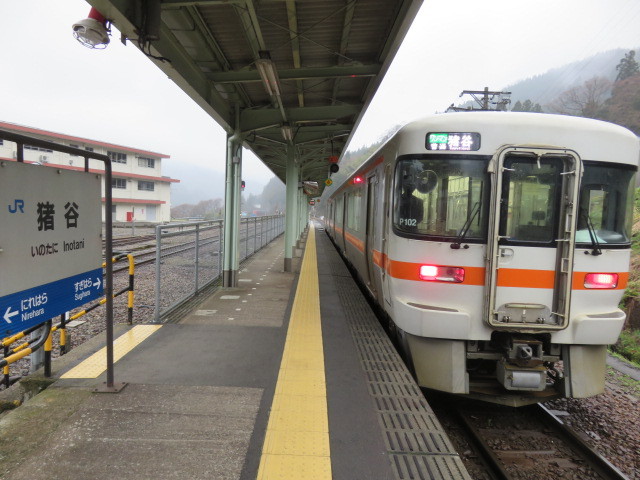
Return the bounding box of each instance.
[163,162,226,206]
[504,48,637,106]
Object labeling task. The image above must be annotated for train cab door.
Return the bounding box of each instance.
[486,148,582,331]
[365,175,379,297]
[382,164,393,307]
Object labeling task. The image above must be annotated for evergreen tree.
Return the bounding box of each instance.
[615,50,639,82]
[511,99,543,113]
[600,75,640,134]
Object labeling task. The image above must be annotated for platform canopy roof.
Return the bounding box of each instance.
[85,0,422,192]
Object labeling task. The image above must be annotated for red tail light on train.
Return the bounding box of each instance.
[584,273,618,289]
[419,265,465,283]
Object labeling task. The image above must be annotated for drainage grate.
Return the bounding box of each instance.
[321,234,470,480]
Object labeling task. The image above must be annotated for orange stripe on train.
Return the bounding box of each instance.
[368,249,628,290]
[344,231,365,252]
[496,268,555,289]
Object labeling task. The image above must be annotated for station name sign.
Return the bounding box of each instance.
[0,161,102,336]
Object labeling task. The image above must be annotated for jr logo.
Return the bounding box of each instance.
[8,199,25,213]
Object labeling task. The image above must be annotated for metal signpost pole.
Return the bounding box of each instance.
[155,225,162,323]
[100,158,123,392]
[195,224,200,294]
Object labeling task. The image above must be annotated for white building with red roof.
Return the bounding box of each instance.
[0,121,179,223]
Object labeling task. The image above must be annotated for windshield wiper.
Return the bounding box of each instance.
[451,202,481,249]
[581,210,602,256]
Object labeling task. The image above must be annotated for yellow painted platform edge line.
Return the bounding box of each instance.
[61,325,162,378]
[257,227,332,480]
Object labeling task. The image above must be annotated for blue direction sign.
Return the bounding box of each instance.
[1,267,103,337]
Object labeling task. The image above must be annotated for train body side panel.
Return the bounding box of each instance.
[552,248,630,345]
[384,238,490,340]
[333,145,397,302]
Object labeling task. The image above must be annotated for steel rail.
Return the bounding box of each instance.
[453,406,510,480]
[535,403,629,480]
[448,401,630,480]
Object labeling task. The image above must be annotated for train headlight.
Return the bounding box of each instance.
[419,265,465,283]
[584,273,618,289]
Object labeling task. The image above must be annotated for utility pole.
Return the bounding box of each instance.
[447,87,511,112]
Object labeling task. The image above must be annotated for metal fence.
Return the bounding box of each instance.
[154,215,285,322]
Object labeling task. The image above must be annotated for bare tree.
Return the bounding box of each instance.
[547,76,612,119]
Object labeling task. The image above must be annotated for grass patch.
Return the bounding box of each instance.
[611,329,640,365]
[622,280,640,304]
[607,365,640,396]
[619,373,640,393]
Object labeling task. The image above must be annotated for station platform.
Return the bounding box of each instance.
[0,224,470,480]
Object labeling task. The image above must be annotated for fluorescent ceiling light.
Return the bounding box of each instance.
[281,124,294,142]
[256,52,282,98]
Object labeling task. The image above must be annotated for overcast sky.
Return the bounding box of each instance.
[1,0,639,197]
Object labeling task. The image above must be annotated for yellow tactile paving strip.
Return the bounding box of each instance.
[61,325,162,379]
[257,228,332,479]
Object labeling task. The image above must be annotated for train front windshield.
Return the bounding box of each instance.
[393,156,490,240]
[576,162,636,245]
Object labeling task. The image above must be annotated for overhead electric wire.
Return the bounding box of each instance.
[536,0,639,107]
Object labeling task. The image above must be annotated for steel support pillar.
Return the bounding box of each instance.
[284,145,299,272]
[302,197,308,233]
[301,191,308,234]
[297,190,301,240]
[297,189,304,243]
[222,129,242,287]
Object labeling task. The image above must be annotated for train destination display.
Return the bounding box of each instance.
[426,132,481,151]
[0,161,102,336]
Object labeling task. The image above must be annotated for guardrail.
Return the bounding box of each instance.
[154,215,285,322]
[2,321,52,388]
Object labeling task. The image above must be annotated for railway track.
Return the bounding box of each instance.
[106,229,265,273]
[336,227,636,480]
[428,394,629,480]
[103,234,156,248]
[106,236,219,273]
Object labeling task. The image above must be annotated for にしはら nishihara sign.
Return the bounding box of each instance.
[0,161,102,337]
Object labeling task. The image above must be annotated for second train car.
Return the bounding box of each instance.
[325,112,639,405]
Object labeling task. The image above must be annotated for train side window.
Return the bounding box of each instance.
[336,196,344,225]
[347,190,362,231]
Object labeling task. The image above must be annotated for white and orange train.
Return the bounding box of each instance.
[325,112,639,405]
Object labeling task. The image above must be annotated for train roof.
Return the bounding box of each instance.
[326,112,639,200]
[396,112,640,166]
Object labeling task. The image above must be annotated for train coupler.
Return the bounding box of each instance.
[496,360,547,391]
